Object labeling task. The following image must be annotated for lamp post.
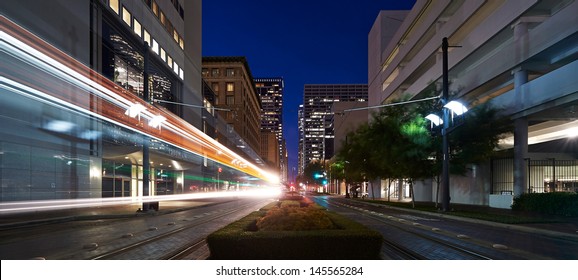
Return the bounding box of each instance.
[441,37,450,212]
[424,38,466,212]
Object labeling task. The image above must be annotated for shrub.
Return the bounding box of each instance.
[279,200,301,208]
[256,205,336,231]
[207,208,383,259]
[512,192,578,217]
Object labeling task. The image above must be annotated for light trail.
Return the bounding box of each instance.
[0,15,279,183]
[0,187,281,214]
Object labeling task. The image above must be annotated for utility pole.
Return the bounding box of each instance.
[441,37,451,212]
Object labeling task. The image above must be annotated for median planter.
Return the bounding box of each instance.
[206,202,383,260]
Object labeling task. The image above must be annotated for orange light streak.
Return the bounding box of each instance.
[0,15,278,182]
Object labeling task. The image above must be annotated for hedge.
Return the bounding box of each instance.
[207,209,383,259]
[512,192,578,217]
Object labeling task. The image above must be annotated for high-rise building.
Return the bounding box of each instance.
[201,57,262,160]
[255,78,286,179]
[299,84,368,173]
[255,78,284,141]
[298,105,305,176]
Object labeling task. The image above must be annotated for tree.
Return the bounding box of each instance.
[334,93,512,207]
[449,103,513,171]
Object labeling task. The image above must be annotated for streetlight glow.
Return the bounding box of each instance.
[425,114,443,127]
[444,101,468,116]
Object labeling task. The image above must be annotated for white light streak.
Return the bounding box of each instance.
[1,22,279,183]
[0,188,281,214]
[125,103,146,118]
[148,115,166,128]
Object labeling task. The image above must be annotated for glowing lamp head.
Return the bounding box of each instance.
[444,101,468,116]
[425,114,443,126]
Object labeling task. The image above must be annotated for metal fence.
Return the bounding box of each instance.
[491,158,514,194]
[491,158,578,194]
[529,159,578,193]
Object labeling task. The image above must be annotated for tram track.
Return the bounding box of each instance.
[315,197,501,260]
[162,238,208,260]
[88,199,267,260]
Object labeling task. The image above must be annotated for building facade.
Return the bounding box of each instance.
[369,0,578,206]
[201,57,263,165]
[0,1,277,205]
[255,78,286,181]
[299,84,368,173]
[298,105,305,176]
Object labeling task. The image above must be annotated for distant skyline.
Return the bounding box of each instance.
[202,0,417,178]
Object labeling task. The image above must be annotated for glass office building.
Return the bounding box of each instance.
[0,14,277,206]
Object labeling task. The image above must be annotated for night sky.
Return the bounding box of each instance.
[202,0,417,179]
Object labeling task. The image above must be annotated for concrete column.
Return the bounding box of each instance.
[512,20,530,198]
[513,116,528,197]
[513,22,529,62]
[513,69,528,197]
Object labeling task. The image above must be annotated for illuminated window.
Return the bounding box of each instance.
[152,0,159,16]
[143,29,151,47]
[160,48,166,61]
[179,68,184,80]
[109,0,119,14]
[179,37,184,49]
[167,55,173,68]
[152,39,159,54]
[226,82,234,92]
[114,55,143,97]
[173,30,179,43]
[133,19,142,37]
[122,7,131,26]
[160,11,166,25]
[226,68,235,77]
[212,83,219,92]
[173,61,178,74]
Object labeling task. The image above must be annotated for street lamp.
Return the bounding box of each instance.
[424,37,465,212]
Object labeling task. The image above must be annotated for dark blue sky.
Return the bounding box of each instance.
[202,0,416,179]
